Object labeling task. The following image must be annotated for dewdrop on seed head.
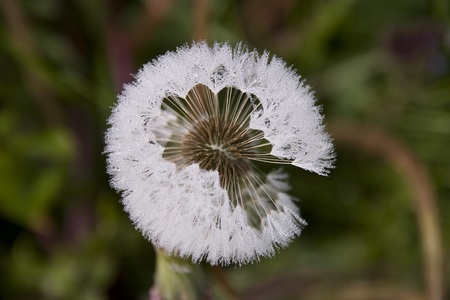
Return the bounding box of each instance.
[105,42,334,265]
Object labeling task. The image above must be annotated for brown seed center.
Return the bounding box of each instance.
[181,116,251,188]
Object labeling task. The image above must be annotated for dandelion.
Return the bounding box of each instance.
[105,42,334,265]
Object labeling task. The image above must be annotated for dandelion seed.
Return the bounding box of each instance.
[105,42,335,265]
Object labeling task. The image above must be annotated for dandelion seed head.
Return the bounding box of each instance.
[105,42,334,265]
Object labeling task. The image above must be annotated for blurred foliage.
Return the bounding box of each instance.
[0,0,449,299]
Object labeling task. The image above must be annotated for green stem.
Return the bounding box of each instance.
[154,249,209,300]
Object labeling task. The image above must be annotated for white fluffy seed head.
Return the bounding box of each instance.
[105,41,334,265]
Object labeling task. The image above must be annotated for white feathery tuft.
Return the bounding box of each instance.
[105,41,334,265]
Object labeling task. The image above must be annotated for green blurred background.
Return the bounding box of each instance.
[0,0,449,299]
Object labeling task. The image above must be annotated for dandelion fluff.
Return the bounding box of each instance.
[105,42,334,265]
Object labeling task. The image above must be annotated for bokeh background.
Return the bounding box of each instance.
[0,0,449,299]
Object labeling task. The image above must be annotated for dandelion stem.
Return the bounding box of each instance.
[154,249,210,300]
